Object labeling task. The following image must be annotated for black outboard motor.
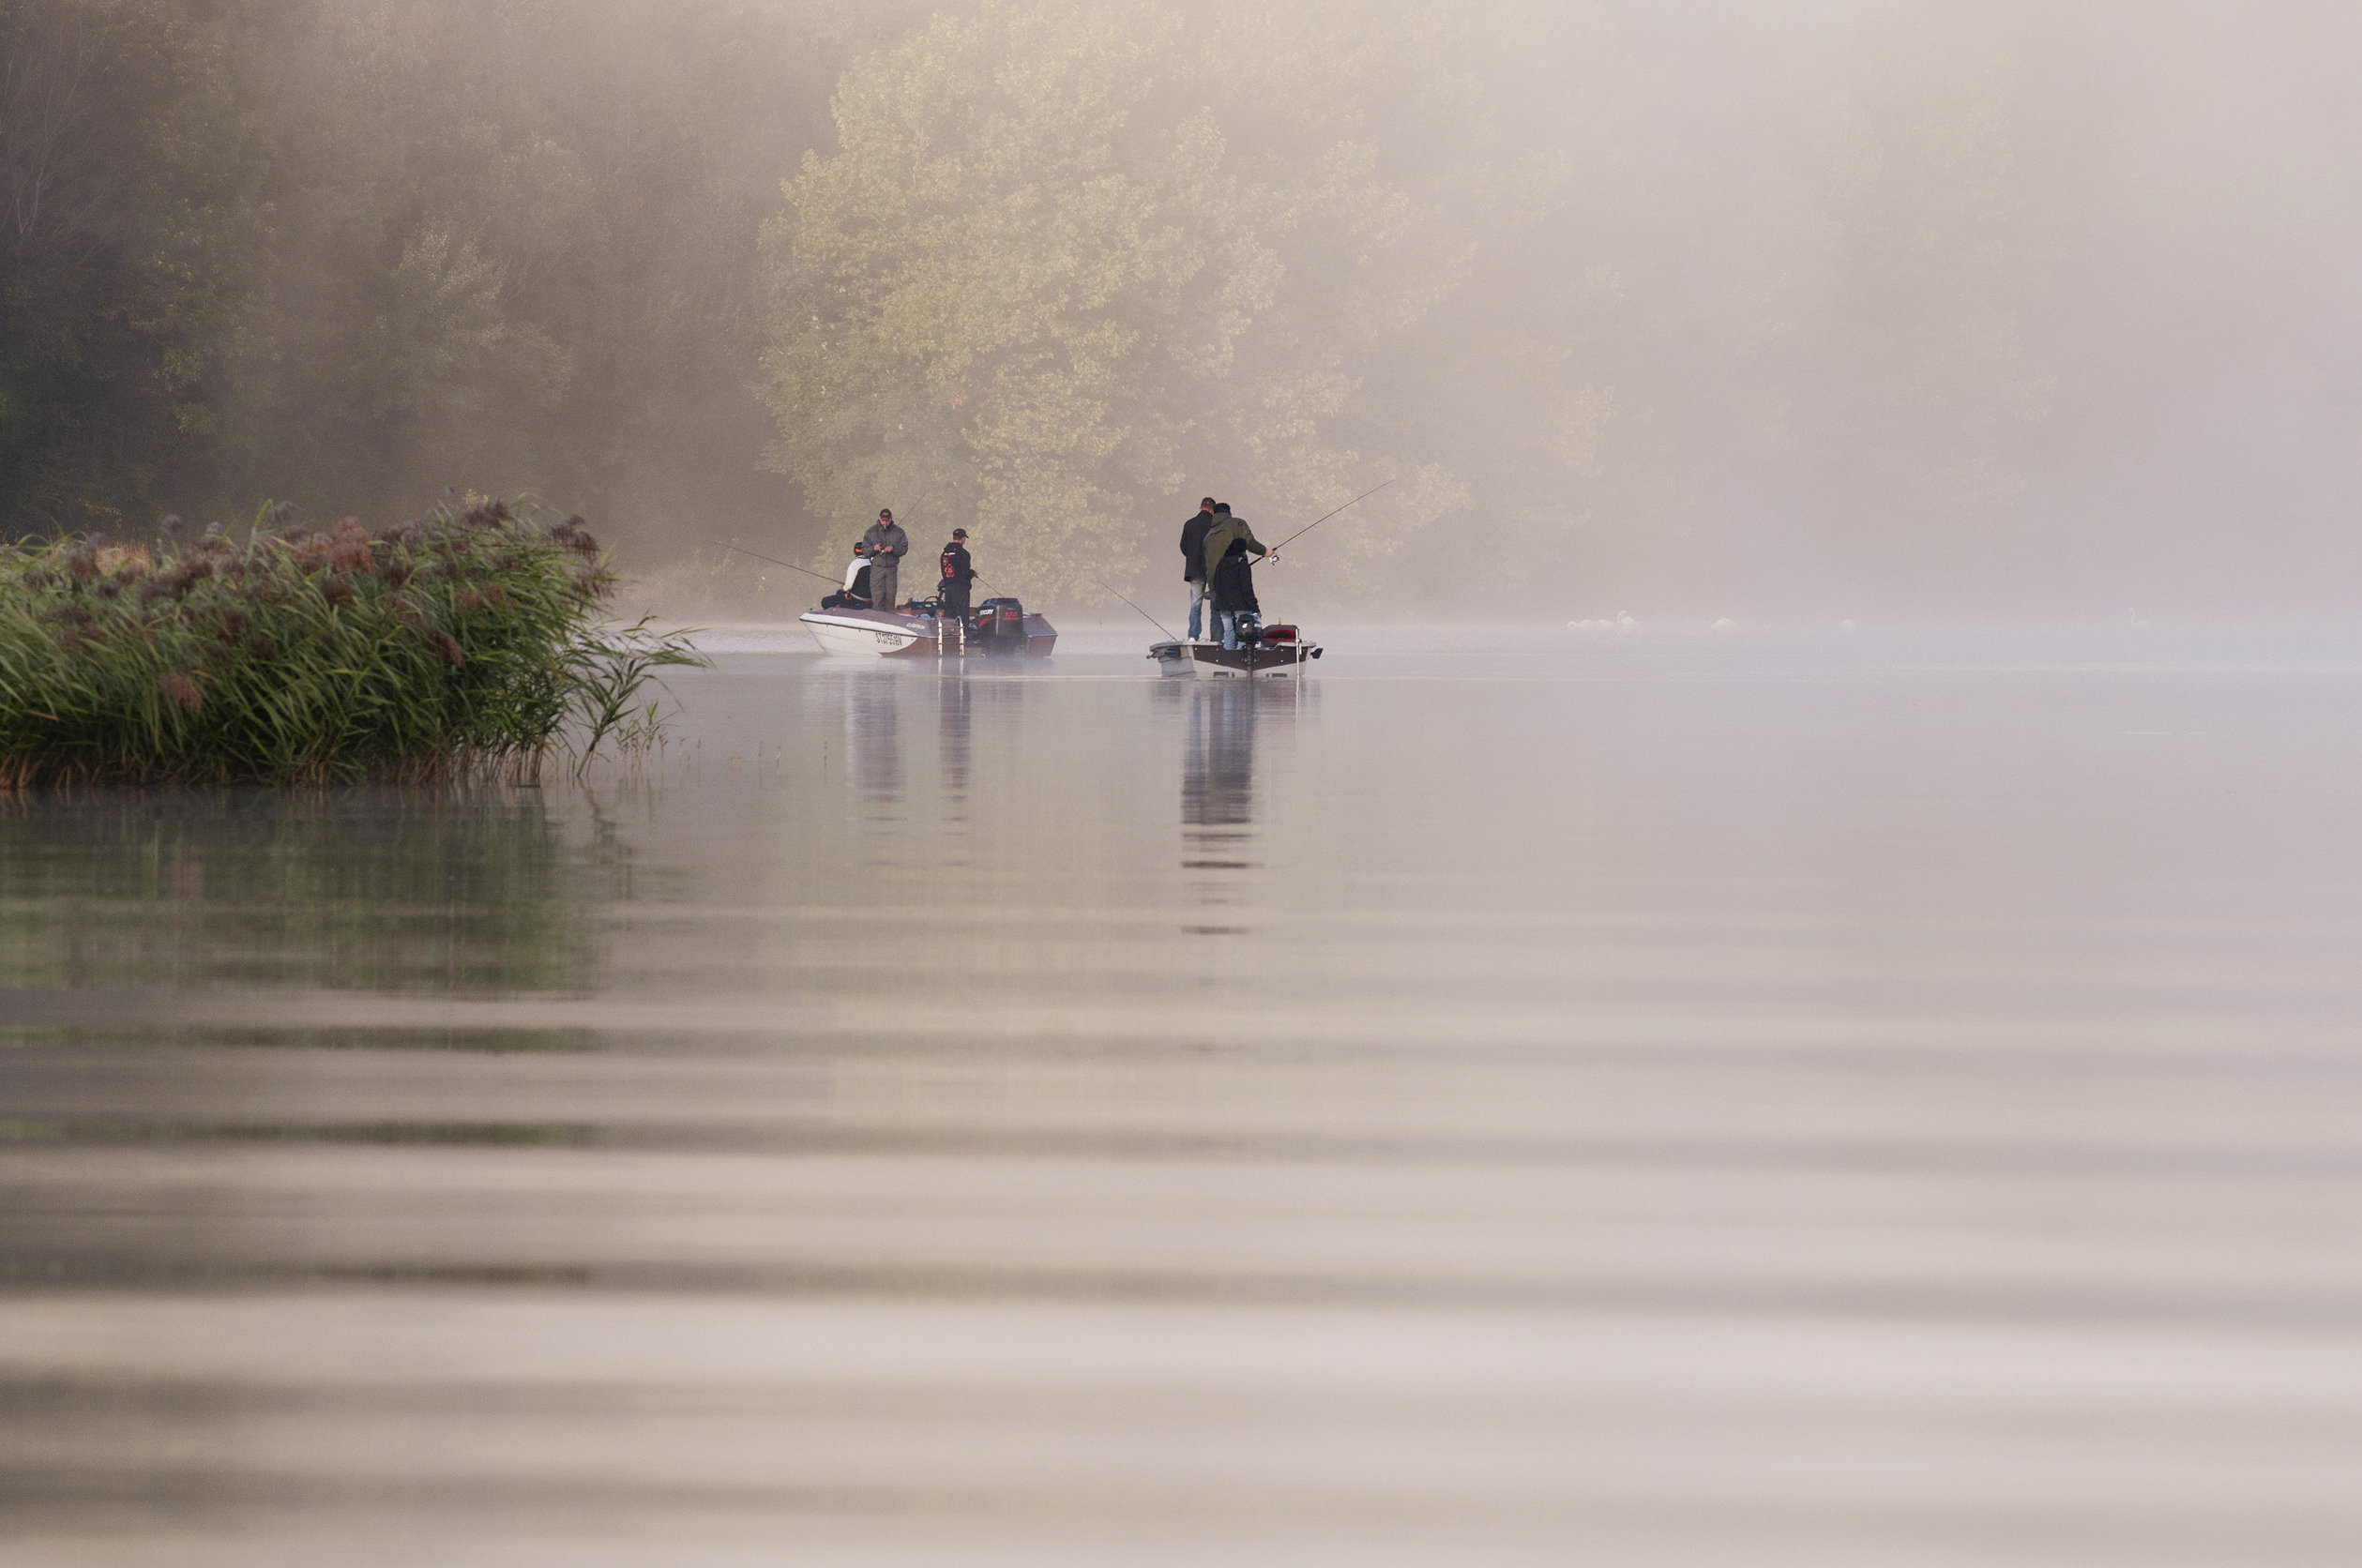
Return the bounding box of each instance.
[1233,611,1264,646]
[974,596,1028,655]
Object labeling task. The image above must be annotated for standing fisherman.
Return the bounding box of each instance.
[939,528,977,620]
[1210,537,1262,650]
[1199,501,1272,581]
[861,508,910,612]
[1180,496,1216,641]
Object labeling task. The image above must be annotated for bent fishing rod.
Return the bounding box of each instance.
[1266,477,1398,556]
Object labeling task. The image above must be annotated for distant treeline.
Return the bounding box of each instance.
[7,1,2337,614]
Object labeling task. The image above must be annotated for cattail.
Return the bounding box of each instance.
[432,630,465,665]
[161,672,203,712]
[321,576,355,608]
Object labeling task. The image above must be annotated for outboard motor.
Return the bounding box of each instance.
[1233,611,1264,646]
[974,596,1029,655]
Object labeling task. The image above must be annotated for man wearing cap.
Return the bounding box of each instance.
[860,508,909,612]
[1179,496,1216,641]
[939,528,977,621]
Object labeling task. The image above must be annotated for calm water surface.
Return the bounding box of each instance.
[4,627,2360,1564]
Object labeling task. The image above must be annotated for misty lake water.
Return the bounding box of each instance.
[4,626,2360,1565]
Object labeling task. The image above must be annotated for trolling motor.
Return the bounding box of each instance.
[972,596,1029,655]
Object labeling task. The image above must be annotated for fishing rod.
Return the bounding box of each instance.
[724,543,841,586]
[1092,576,1175,641]
[1267,477,1398,555]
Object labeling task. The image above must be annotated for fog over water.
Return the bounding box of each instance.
[8,1,2362,1560]
[7,629,2362,1561]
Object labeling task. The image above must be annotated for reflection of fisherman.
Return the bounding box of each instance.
[1179,496,1216,641]
[1211,536,1262,650]
[939,528,976,619]
[860,508,910,612]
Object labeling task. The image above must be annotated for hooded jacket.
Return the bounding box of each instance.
[1199,513,1265,580]
[1210,540,1261,615]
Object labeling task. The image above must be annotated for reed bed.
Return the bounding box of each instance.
[0,500,702,787]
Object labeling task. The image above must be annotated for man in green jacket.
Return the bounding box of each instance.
[1199,501,1272,581]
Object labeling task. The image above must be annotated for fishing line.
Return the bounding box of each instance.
[1268,477,1398,555]
[724,544,840,585]
[1093,577,1175,641]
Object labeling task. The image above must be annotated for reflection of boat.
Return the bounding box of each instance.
[801,598,1056,659]
[1150,622,1322,679]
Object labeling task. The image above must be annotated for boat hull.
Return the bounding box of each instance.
[1148,639,1322,678]
[801,609,1056,658]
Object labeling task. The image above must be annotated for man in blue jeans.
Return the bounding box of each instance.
[1179,496,1216,640]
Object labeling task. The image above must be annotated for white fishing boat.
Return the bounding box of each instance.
[800,597,1056,659]
[1148,621,1322,678]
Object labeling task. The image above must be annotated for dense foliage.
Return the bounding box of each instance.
[1,0,922,543]
[4,0,2354,615]
[756,2,1517,600]
[0,500,697,786]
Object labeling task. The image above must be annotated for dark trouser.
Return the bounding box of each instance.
[871,563,899,613]
[941,580,970,618]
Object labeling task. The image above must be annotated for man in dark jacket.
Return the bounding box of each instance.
[860,508,910,612]
[939,528,976,619]
[1210,537,1262,650]
[1179,496,1216,641]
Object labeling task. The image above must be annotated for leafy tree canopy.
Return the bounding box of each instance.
[757,0,1539,603]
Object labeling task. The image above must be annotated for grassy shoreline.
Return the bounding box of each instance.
[0,501,699,788]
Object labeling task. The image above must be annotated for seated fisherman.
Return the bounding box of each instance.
[820,550,873,610]
[1211,536,1262,650]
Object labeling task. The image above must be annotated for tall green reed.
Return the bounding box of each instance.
[0,499,704,787]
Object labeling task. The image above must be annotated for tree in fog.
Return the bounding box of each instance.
[757,0,1539,601]
[1,0,269,532]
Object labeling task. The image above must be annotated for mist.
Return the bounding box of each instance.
[8,0,2359,621]
[14,8,2362,1559]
